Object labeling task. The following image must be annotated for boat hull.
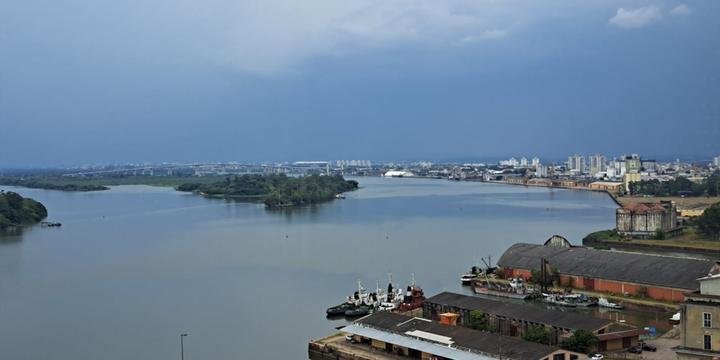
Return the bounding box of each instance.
[473,286,533,300]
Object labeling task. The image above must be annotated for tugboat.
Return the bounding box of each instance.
[344,305,372,317]
[542,292,597,307]
[326,275,407,317]
[398,274,425,312]
[326,280,369,317]
[598,297,623,310]
[378,274,404,311]
[473,277,538,300]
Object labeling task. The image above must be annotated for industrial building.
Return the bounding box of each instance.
[424,292,640,352]
[675,274,720,359]
[332,312,587,360]
[498,240,720,302]
[616,200,681,238]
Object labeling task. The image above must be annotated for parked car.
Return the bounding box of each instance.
[589,354,604,360]
[641,342,657,352]
[627,346,643,354]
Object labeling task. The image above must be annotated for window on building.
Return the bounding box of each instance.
[703,312,712,328]
[553,354,564,360]
[704,334,712,351]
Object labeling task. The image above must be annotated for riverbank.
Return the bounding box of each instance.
[0,175,229,192]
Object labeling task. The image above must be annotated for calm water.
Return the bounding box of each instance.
[1,177,660,359]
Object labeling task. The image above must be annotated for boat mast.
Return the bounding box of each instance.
[480,256,492,287]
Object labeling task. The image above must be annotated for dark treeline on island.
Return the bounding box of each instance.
[0,191,48,230]
[0,177,109,192]
[628,170,719,197]
[176,174,359,208]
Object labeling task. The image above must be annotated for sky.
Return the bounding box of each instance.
[1,0,719,166]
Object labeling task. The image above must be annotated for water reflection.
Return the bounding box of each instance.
[0,227,24,244]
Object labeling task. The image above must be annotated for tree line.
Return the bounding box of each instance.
[0,177,109,192]
[628,171,720,197]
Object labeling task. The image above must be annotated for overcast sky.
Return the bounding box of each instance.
[1,0,718,166]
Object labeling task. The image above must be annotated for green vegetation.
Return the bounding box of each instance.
[468,310,490,331]
[583,229,621,242]
[0,191,47,230]
[583,227,719,253]
[522,325,550,345]
[530,266,559,287]
[0,175,231,192]
[629,171,720,196]
[560,329,598,353]
[0,177,109,191]
[697,203,720,240]
[176,174,359,208]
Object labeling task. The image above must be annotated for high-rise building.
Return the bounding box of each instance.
[531,157,540,167]
[589,154,606,176]
[535,164,548,178]
[520,157,528,167]
[624,154,642,173]
[713,156,720,168]
[567,154,585,173]
[641,159,656,173]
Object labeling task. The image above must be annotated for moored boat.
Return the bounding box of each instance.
[461,273,478,285]
[473,277,538,300]
[669,311,681,324]
[397,274,425,312]
[598,297,623,310]
[542,293,597,308]
[344,305,371,317]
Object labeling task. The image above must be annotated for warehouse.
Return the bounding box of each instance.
[424,292,639,351]
[497,241,720,302]
[340,312,586,360]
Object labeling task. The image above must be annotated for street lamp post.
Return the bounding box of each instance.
[180,333,189,360]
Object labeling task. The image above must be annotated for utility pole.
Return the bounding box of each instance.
[180,333,188,360]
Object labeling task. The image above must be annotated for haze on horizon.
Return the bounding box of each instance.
[1,0,719,167]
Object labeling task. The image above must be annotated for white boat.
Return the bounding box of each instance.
[460,273,478,285]
[670,312,681,323]
[598,297,623,310]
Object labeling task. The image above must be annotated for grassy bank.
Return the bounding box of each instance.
[583,229,719,253]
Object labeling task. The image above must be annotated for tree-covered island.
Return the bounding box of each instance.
[176,174,359,208]
[0,191,48,230]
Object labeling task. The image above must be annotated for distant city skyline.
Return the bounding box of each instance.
[1,1,719,167]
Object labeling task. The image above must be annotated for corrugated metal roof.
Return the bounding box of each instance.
[355,312,562,360]
[343,324,494,360]
[426,292,611,331]
[498,243,718,290]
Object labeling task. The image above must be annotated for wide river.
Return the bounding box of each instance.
[1,177,659,359]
